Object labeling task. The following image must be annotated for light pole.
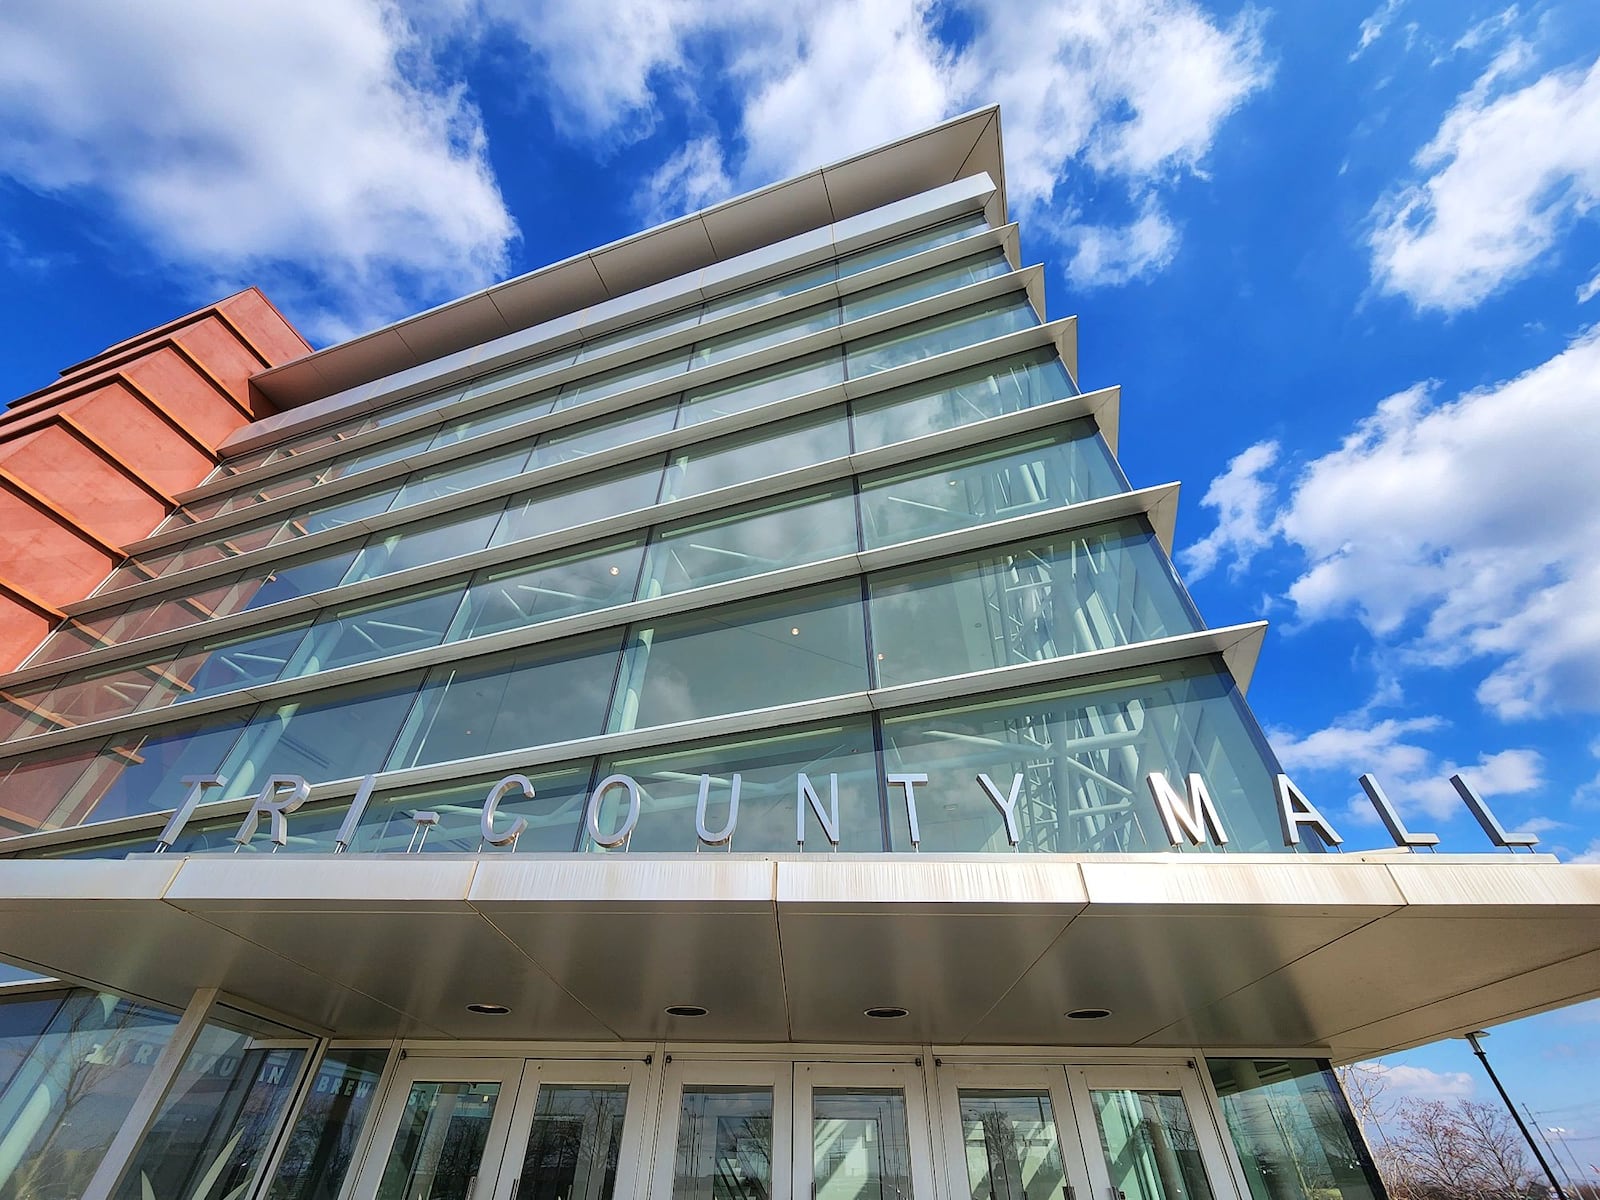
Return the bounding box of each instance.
[1463,1031,1568,1200]
[1547,1128,1590,1191]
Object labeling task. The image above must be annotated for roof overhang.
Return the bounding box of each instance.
[1,854,1595,1058]
[250,107,1006,413]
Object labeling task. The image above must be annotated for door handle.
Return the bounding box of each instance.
[466,1174,478,1199]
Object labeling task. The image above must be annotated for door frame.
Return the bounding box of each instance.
[348,1056,528,1200]
[932,1063,1094,1200]
[793,1060,939,1200]
[1064,1065,1241,1200]
[649,1058,795,1200]
[488,1058,654,1200]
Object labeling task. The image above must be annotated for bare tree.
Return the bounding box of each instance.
[1334,1066,1546,1200]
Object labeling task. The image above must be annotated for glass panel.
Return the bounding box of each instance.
[113,1008,311,1200]
[851,349,1079,453]
[236,547,362,612]
[200,463,335,523]
[956,1090,1066,1200]
[388,632,622,770]
[452,541,645,642]
[1207,1060,1385,1200]
[859,428,1126,550]
[880,662,1291,854]
[219,674,424,801]
[465,347,580,403]
[529,398,678,470]
[595,720,880,852]
[558,348,689,411]
[0,683,60,742]
[642,488,858,596]
[677,351,844,427]
[511,1084,629,1200]
[16,657,177,735]
[376,1080,504,1200]
[846,295,1038,378]
[159,516,287,578]
[838,214,989,278]
[349,764,596,854]
[431,391,557,451]
[98,555,168,595]
[0,989,182,1200]
[21,620,108,667]
[671,1087,773,1200]
[869,523,1203,686]
[579,306,702,362]
[369,387,465,429]
[700,262,836,323]
[490,462,664,547]
[844,250,1011,322]
[1088,1089,1215,1200]
[690,302,839,370]
[391,443,534,511]
[658,410,849,504]
[812,1088,914,1200]
[344,501,507,584]
[160,619,315,705]
[611,582,867,731]
[273,483,402,543]
[0,742,102,835]
[284,585,463,676]
[223,443,282,476]
[72,712,255,824]
[265,1047,391,1200]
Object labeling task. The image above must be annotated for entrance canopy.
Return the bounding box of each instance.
[2,853,1595,1059]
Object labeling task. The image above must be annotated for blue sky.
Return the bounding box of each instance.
[0,0,1596,1166]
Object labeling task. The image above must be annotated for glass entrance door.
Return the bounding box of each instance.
[354,1058,525,1200]
[934,1066,1093,1200]
[793,1063,937,1200]
[354,1059,648,1200]
[1065,1068,1235,1200]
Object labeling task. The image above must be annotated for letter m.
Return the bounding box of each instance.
[1145,772,1229,847]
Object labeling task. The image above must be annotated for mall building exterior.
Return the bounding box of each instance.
[0,109,1594,1200]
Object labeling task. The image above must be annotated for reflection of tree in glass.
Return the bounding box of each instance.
[0,992,177,1200]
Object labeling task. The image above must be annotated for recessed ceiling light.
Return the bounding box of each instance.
[864,1006,909,1019]
[466,1003,510,1015]
[609,566,621,576]
[665,1004,708,1017]
[1065,1007,1112,1020]
[791,627,801,636]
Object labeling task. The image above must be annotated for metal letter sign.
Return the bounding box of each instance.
[695,774,740,847]
[1146,773,1229,847]
[796,773,841,847]
[1274,774,1343,848]
[150,760,1547,857]
[233,775,312,848]
[481,775,533,847]
[1358,774,1439,848]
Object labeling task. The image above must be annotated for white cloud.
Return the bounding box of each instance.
[1369,48,1600,312]
[1578,265,1600,303]
[1269,714,1542,824]
[1365,1062,1476,1100]
[1062,206,1178,286]
[484,0,1270,288]
[1188,329,1600,719]
[1279,328,1600,718]
[0,0,515,342]
[640,135,736,223]
[1351,0,1405,62]
[1179,440,1280,580]
[1574,841,1600,863]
